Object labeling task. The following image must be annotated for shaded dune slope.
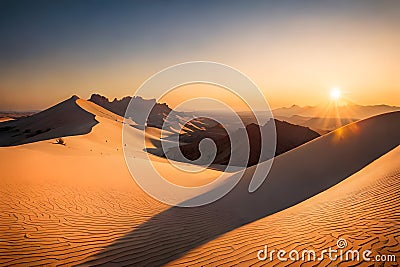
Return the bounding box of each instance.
[0,96,98,146]
[82,112,400,266]
[0,99,168,266]
[0,99,223,266]
[171,146,400,266]
[0,96,398,266]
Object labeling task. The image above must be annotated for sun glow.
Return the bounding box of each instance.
[330,87,341,101]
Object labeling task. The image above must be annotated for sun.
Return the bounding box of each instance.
[330,87,341,101]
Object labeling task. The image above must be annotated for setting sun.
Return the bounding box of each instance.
[330,87,341,101]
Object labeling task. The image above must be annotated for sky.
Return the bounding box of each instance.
[0,0,399,111]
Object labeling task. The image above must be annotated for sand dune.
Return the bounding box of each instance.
[82,112,399,265]
[0,99,162,265]
[0,96,98,146]
[0,96,399,266]
[170,145,400,266]
[0,97,222,266]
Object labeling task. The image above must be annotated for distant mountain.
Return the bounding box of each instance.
[274,115,359,134]
[271,103,400,133]
[272,103,400,119]
[0,110,39,120]
[89,94,132,117]
[89,94,176,128]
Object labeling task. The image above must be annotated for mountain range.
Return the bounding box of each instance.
[272,103,400,119]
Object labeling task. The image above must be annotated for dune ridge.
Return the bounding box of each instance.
[0,96,398,266]
[0,96,98,147]
[170,146,400,266]
[0,98,222,266]
[0,99,169,266]
[82,112,399,265]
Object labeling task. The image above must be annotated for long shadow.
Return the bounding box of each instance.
[82,112,400,266]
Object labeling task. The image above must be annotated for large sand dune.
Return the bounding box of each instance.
[170,145,400,266]
[0,98,221,266]
[82,112,399,266]
[0,97,399,266]
[0,96,99,146]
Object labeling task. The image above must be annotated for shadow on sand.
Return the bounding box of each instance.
[82,112,400,266]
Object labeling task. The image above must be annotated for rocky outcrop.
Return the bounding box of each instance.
[89,94,174,128]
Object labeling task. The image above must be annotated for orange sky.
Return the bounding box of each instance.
[0,1,399,111]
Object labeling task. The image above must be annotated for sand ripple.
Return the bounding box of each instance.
[0,183,166,266]
[170,148,400,266]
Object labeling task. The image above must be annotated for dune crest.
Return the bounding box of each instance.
[82,112,400,265]
[0,93,399,266]
[170,146,400,266]
[0,96,98,146]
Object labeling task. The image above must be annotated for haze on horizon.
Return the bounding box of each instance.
[0,0,399,111]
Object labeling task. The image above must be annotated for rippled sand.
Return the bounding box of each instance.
[170,147,400,266]
[0,99,398,266]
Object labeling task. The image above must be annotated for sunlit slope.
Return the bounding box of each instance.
[170,145,400,266]
[82,112,400,266]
